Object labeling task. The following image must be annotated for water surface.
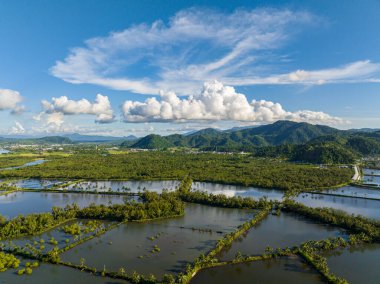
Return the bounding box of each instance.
[191,256,323,284]
[218,212,346,260]
[1,159,46,171]
[363,168,380,176]
[362,175,380,186]
[0,261,126,284]
[64,180,179,193]
[0,149,10,154]
[324,243,380,284]
[0,191,134,219]
[294,193,380,219]
[61,204,256,277]
[1,219,113,254]
[319,185,380,199]
[191,182,284,201]
[8,179,65,190]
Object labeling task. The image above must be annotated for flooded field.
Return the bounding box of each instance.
[8,179,65,190]
[60,204,256,277]
[218,212,346,260]
[363,169,380,176]
[63,180,180,193]
[0,261,126,284]
[323,244,380,284]
[191,182,284,201]
[294,193,380,219]
[362,175,380,186]
[0,191,134,219]
[319,185,380,199]
[1,219,114,254]
[0,159,46,171]
[191,256,323,284]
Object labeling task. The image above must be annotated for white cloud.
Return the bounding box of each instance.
[122,81,345,125]
[224,60,380,85]
[40,94,115,124]
[51,8,316,94]
[0,89,25,114]
[10,121,25,134]
[51,8,380,94]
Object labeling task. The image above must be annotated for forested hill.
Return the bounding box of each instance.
[121,120,380,164]
[0,136,73,145]
[121,120,343,149]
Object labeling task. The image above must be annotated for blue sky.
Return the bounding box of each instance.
[0,0,379,136]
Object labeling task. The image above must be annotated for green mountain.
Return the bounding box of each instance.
[128,134,174,149]
[124,120,344,150]
[0,136,72,145]
[121,120,380,164]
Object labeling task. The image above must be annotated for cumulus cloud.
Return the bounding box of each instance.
[0,89,25,114]
[40,94,115,124]
[122,81,345,125]
[10,121,25,134]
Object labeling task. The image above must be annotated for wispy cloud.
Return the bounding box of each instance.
[122,81,346,125]
[51,8,322,94]
[0,89,25,114]
[224,60,380,85]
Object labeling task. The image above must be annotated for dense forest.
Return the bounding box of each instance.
[119,121,380,164]
[0,152,353,191]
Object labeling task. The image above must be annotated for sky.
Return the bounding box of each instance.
[0,0,380,137]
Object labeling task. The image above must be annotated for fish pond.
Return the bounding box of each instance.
[294,192,380,220]
[191,182,284,201]
[60,203,256,277]
[218,212,346,261]
[323,243,380,284]
[0,191,135,219]
[0,260,126,284]
[191,255,323,284]
[319,185,380,200]
[8,179,65,190]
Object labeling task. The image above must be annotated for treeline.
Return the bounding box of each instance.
[0,152,353,191]
[179,190,273,210]
[0,155,40,169]
[0,192,184,240]
[282,200,380,240]
[0,206,76,240]
[79,191,184,221]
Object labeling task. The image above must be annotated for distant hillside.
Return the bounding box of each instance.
[128,134,174,149]
[0,136,72,144]
[121,120,380,164]
[35,136,72,144]
[64,133,137,143]
[123,120,344,150]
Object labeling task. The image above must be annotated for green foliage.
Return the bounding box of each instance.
[124,120,340,150]
[346,136,380,155]
[0,252,19,272]
[0,152,353,191]
[283,200,380,240]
